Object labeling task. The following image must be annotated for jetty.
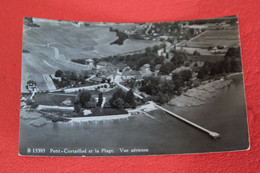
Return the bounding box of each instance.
[149,101,221,139]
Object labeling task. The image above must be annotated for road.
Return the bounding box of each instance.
[145,23,152,35]
[63,83,110,93]
[85,75,96,81]
[42,74,57,91]
[114,82,144,99]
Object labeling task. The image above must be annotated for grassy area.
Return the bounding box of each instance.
[33,93,75,106]
[32,88,118,106]
[178,30,240,48]
[90,108,128,116]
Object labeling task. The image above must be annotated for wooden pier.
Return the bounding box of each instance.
[149,101,221,139]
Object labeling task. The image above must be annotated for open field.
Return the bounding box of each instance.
[177,29,240,48]
[21,20,160,92]
[21,51,88,92]
[32,88,119,106]
[33,93,75,106]
[23,20,160,59]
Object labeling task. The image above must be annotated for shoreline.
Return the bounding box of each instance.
[20,72,243,122]
[167,74,241,107]
[226,72,243,79]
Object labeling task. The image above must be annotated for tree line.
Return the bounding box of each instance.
[198,47,242,79]
[140,69,192,104]
[53,70,91,88]
[159,51,186,75]
[101,44,165,71]
[109,27,128,45]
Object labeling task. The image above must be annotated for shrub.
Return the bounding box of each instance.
[55,70,63,77]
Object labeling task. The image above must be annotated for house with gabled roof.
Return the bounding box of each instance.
[96,61,107,69]
[140,64,152,77]
[122,70,142,81]
[116,62,128,72]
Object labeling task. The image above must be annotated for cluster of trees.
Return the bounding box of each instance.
[150,22,199,40]
[109,28,128,45]
[25,80,37,93]
[130,29,146,40]
[102,45,165,71]
[140,76,174,94]
[74,89,136,115]
[148,22,182,37]
[159,51,186,75]
[172,70,192,91]
[188,17,237,25]
[102,43,190,73]
[53,70,90,88]
[74,90,103,113]
[124,78,138,89]
[71,59,86,65]
[198,47,242,79]
[71,58,99,66]
[225,47,241,58]
[198,58,241,79]
[25,80,37,87]
[139,76,174,104]
[139,69,192,104]
[109,89,136,109]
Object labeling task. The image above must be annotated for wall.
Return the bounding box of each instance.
[0,0,259,172]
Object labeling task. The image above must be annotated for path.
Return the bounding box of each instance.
[47,93,77,96]
[145,23,152,35]
[30,89,37,100]
[63,83,109,93]
[42,74,57,91]
[85,75,96,82]
[114,82,144,99]
[36,105,74,111]
[68,113,131,123]
[101,97,106,107]
[52,47,59,59]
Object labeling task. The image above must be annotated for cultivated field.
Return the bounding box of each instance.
[23,20,160,59]
[177,29,240,48]
[21,19,160,92]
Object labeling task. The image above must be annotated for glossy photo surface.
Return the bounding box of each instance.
[19,16,249,156]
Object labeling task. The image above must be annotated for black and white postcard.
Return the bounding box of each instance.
[19,16,249,156]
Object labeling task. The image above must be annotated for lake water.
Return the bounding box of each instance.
[19,76,249,156]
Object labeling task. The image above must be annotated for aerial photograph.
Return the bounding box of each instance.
[19,16,249,156]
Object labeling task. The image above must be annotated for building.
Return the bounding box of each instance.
[50,74,61,81]
[140,64,152,77]
[85,59,94,68]
[116,62,128,72]
[96,61,107,69]
[154,64,162,76]
[121,70,142,81]
[89,77,103,84]
[170,66,192,75]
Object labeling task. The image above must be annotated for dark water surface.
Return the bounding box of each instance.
[19,77,249,156]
